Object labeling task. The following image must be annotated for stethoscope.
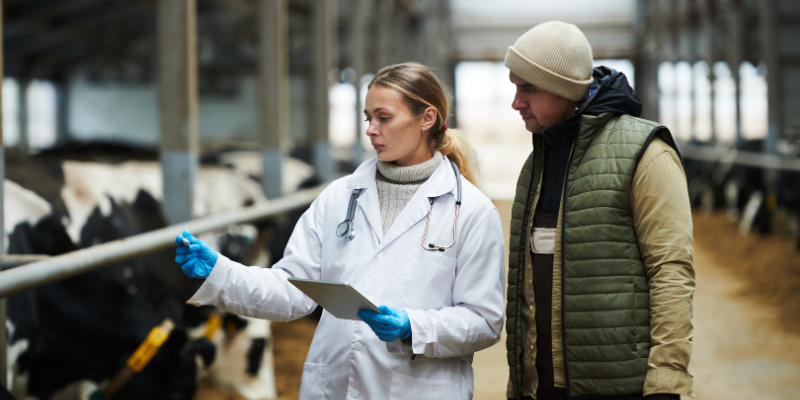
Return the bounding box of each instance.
[335,160,462,252]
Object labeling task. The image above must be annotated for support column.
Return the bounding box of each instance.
[377,0,394,68]
[351,0,370,164]
[393,8,408,63]
[258,0,288,198]
[703,0,716,143]
[635,0,662,122]
[157,0,199,225]
[673,63,681,139]
[0,0,7,387]
[689,64,697,142]
[421,0,441,73]
[55,81,70,148]
[759,0,781,156]
[312,0,337,182]
[729,0,744,144]
[759,0,780,231]
[17,78,28,157]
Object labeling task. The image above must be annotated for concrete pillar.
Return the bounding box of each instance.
[728,0,744,144]
[759,0,781,221]
[17,78,28,157]
[257,0,289,198]
[421,0,441,73]
[312,0,337,182]
[393,8,409,63]
[689,63,696,142]
[759,0,781,156]
[673,63,681,139]
[702,0,716,143]
[55,81,70,148]
[157,0,199,225]
[0,0,7,387]
[351,0,370,164]
[635,0,662,122]
[708,67,717,144]
[377,0,394,68]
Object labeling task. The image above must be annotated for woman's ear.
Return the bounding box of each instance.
[420,106,438,132]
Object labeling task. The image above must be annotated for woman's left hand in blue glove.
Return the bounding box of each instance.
[357,305,411,342]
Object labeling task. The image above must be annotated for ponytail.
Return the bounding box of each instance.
[434,128,481,189]
[369,62,483,188]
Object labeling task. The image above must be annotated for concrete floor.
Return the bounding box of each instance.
[472,201,800,399]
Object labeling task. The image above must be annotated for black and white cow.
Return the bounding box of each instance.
[3,154,311,400]
[4,178,217,400]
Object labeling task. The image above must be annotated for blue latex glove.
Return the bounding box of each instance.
[357,305,411,342]
[174,230,219,279]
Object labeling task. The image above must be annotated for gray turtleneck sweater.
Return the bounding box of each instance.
[376,151,442,234]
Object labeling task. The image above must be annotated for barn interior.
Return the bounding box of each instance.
[0,0,799,399]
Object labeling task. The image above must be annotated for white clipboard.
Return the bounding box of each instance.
[288,278,381,320]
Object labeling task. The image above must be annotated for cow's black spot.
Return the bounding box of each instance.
[219,233,249,263]
[0,382,15,400]
[246,338,266,377]
[191,337,217,368]
[223,313,248,334]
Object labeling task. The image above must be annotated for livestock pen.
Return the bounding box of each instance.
[0,183,325,398]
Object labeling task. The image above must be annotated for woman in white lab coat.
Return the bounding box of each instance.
[175,62,505,400]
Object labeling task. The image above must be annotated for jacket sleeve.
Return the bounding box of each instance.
[404,206,506,358]
[630,138,695,397]
[186,191,327,322]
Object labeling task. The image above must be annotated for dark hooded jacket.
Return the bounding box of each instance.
[536,67,644,215]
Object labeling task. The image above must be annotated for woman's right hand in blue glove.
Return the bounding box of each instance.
[174,230,219,279]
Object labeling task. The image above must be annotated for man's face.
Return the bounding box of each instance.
[510,72,578,134]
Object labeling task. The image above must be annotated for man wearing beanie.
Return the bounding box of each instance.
[504,22,694,400]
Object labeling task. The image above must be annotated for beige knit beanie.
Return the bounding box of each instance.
[505,21,594,102]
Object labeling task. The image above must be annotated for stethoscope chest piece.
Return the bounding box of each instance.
[336,189,361,240]
[336,220,356,240]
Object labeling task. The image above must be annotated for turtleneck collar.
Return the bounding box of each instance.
[376,151,443,184]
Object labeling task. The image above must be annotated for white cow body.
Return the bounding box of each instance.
[60,161,268,243]
[205,317,277,400]
[217,151,315,196]
[4,180,53,252]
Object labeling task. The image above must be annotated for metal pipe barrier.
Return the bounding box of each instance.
[1,254,50,270]
[679,143,800,172]
[0,184,325,300]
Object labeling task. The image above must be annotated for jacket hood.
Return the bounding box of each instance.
[581,66,642,117]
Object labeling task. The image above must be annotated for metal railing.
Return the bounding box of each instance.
[678,143,800,172]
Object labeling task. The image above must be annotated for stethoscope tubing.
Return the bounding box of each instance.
[336,159,462,250]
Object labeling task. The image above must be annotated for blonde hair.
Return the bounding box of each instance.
[368,62,482,188]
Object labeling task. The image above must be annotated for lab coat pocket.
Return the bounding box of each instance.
[389,373,456,400]
[397,253,456,309]
[298,363,327,399]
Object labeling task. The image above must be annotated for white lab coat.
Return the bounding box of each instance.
[189,156,506,400]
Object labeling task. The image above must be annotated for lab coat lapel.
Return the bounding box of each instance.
[379,156,458,249]
[347,159,384,243]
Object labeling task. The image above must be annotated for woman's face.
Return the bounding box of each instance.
[364,85,437,166]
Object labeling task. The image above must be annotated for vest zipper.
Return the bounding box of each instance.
[526,152,542,396]
[560,140,576,399]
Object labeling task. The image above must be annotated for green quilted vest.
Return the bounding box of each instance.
[506,112,677,398]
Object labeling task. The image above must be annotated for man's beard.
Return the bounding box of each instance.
[526,119,545,134]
